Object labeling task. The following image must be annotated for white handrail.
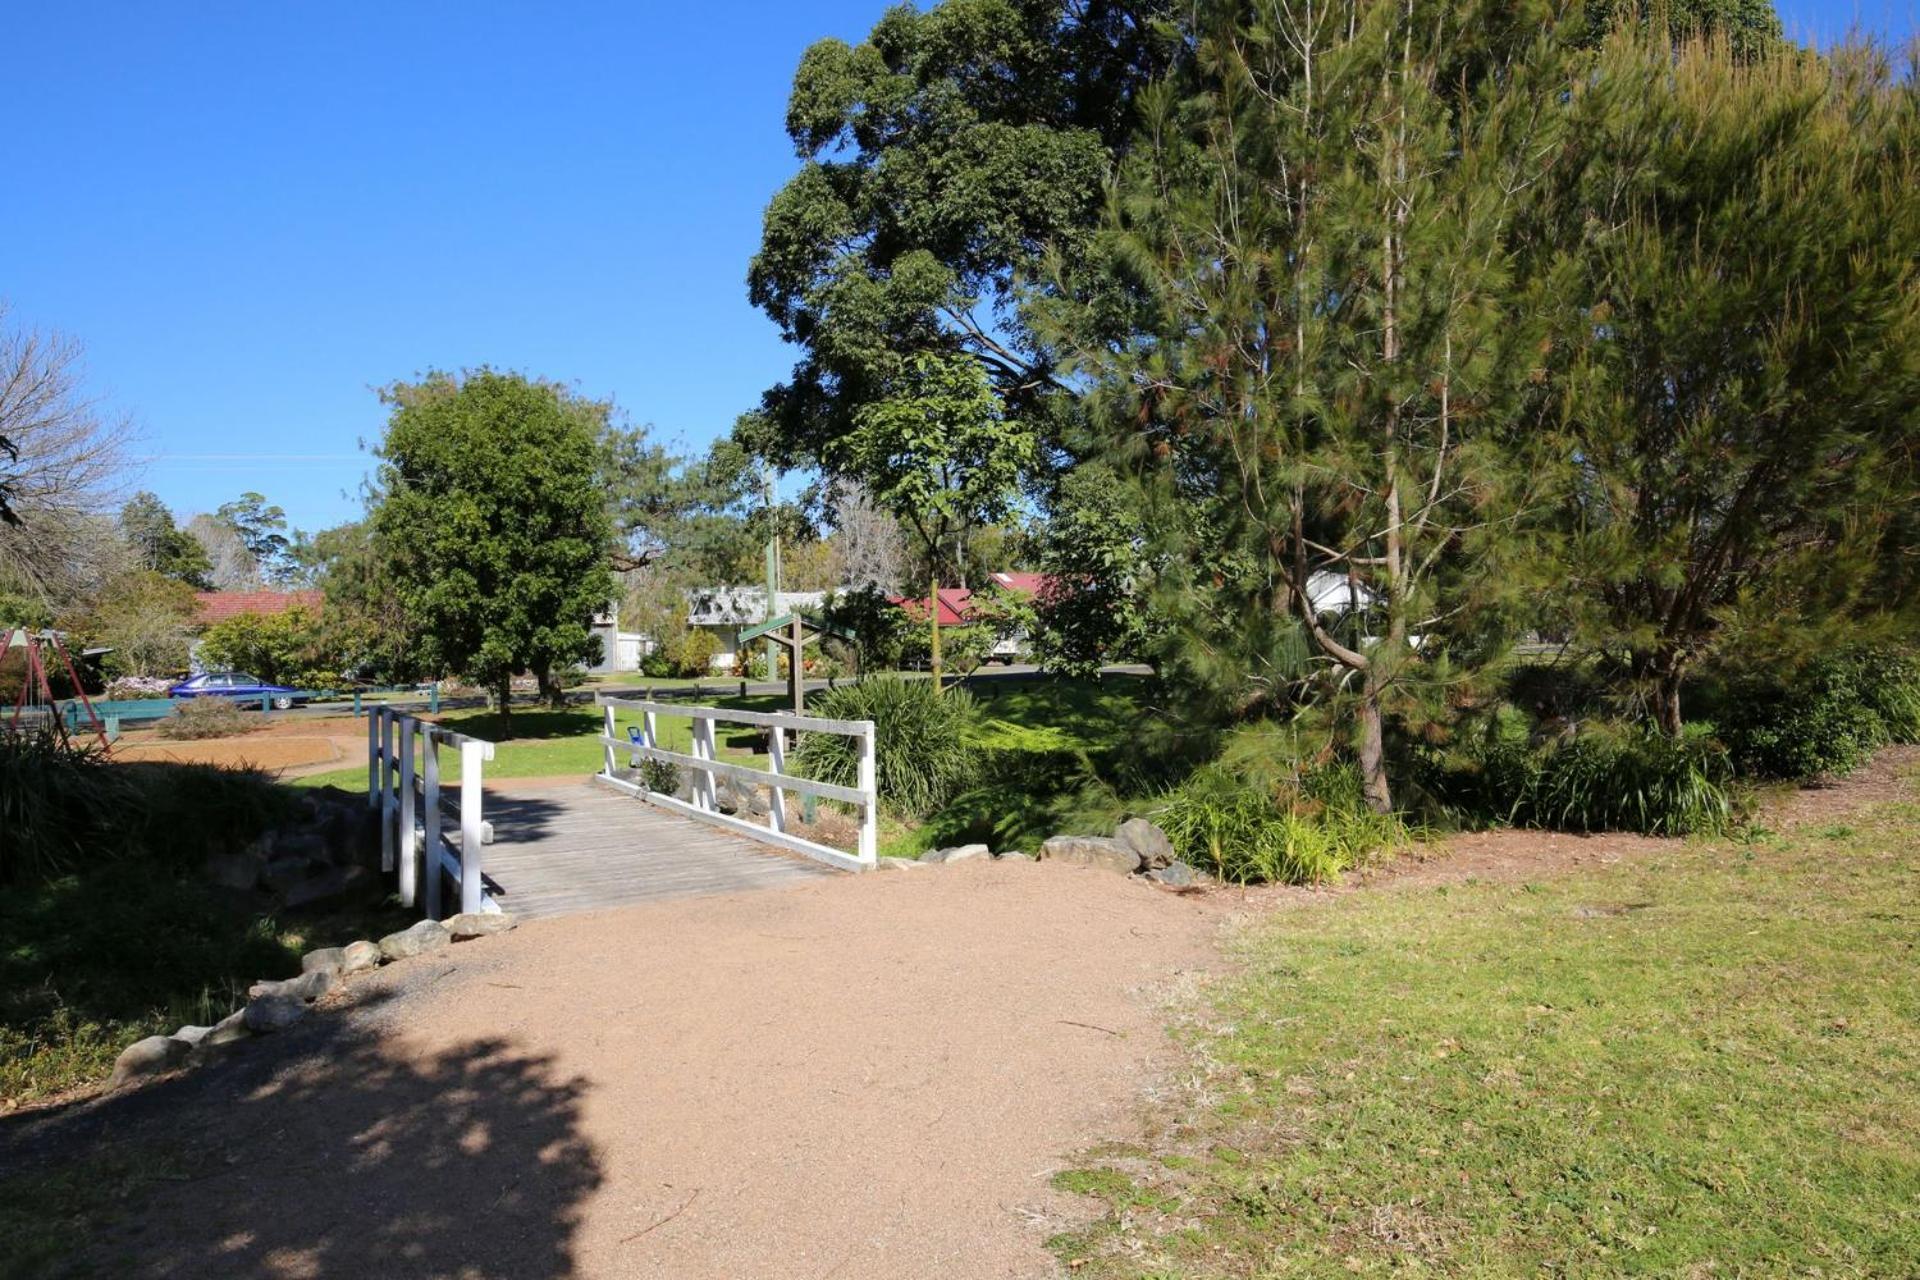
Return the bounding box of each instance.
[367,705,499,917]
[593,694,877,872]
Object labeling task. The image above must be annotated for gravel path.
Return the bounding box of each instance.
[26,860,1231,1280]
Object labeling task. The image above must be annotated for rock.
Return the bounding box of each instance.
[996,850,1033,862]
[378,919,451,961]
[108,1035,191,1090]
[282,866,357,908]
[248,969,335,1003]
[1037,835,1142,875]
[171,1024,213,1047]
[261,855,315,891]
[275,831,330,864]
[301,946,346,977]
[921,843,990,864]
[340,940,382,974]
[205,852,260,891]
[1115,818,1177,870]
[876,856,931,872]
[243,994,307,1033]
[1149,861,1199,888]
[205,1010,252,1048]
[445,911,516,940]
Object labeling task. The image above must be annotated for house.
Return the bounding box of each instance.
[586,603,652,675]
[194,589,323,627]
[686,587,828,670]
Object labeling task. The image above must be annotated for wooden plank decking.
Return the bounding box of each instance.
[476,782,837,920]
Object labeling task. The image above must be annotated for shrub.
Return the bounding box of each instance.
[158,696,252,740]
[0,728,290,886]
[1714,646,1918,779]
[663,629,721,678]
[639,756,681,796]
[1156,763,1400,885]
[105,675,173,700]
[794,676,981,819]
[1421,722,1736,836]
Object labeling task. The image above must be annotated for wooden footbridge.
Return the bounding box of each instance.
[366,698,878,921]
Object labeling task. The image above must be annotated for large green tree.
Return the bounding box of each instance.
[1550,33,1920,732]
[371,370,615,722]
[739,0,1177,482]
[119,492,211,588]
[1047,0,1583,810]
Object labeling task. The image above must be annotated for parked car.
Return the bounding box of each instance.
[168,671,307,710]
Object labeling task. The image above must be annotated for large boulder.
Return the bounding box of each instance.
[242,994,307,1034]
[205,1009,252,1048]
[379,919,452,961]
[1149,861,1200,888]
[248,969,335,1003]
[108,1035,191,1090]
[340,940,383,974]
[1038,835,1142,875]
[919,844,990,864]
[445,911,516,940]
[204,851,260,892]
[1115,818,1177,870]
[301,946,346,977]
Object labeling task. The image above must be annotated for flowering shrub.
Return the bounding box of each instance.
[105,676,174,700]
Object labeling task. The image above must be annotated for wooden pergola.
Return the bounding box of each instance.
[737,611,851,716]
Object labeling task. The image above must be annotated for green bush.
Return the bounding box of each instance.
[0,728,292,886]
[664,628,721,678]
[1714,646,1919,779]
[1156,763,1403,885]
[1422,722,1735,836]
[157,696,252,740]
[794,676,981,819]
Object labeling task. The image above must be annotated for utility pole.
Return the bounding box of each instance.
[763,466,781,684]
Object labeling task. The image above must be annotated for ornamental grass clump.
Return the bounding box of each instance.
[794,676,981,819]
[1156,763,1404,885]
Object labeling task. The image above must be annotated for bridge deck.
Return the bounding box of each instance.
[477,782,836,920]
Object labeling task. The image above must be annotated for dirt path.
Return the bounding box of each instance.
[7,749,1910,1280]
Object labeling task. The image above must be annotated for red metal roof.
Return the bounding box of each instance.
[889,575,1055,627]
[194,590,323,625]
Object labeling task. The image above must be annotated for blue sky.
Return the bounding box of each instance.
[1,1,1912,534]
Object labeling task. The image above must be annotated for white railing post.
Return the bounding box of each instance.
[380,709,397,872]
[642,708,657,784]
[423,731,443,919]
[366,707,379,808]
[602,703,617,778]
[767,725,789,834]
[459,739,485,915]
[691,714,715,811]
[397,718,417,908]
[856,720,877,867]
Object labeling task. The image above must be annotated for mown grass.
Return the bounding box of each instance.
[1051,791,1920,1277]
[293,698,787,790]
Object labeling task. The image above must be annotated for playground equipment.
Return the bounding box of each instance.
[0,626,109,749]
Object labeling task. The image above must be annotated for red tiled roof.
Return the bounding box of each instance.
[194,590,323,625]
[890,575,1055,627]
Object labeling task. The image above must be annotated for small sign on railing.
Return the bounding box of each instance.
[592,695,877,872]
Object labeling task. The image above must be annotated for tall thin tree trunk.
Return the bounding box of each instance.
[929,566,942,692]
[1358,678,1393,814]
[495,673,513,734]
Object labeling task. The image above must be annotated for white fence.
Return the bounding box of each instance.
[592,695,877,872]
[367,705,500,917]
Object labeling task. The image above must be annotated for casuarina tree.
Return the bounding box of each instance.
[1045,0,1585,811]
[371,370,615,724]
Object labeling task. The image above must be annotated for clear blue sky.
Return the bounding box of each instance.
[1,1,1911,535]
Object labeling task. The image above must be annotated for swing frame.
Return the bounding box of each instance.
[0,626,110,750]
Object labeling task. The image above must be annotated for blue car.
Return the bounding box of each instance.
[168,671,307,710]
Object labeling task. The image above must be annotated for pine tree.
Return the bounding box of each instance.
[1047,0,1583,810]
[1550,32,1920,731]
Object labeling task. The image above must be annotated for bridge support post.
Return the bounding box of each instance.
[397,718,417,908]
[856,720,877,867]
[380,710,397,872]
[423,732,443,918]
[460,739,486,915]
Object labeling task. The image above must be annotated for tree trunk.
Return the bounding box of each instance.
[929,566,942,693]
[1656,665,1685,738]
[495,673,513,734]
[1357,682,1394,815]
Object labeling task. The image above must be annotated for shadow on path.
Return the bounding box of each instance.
[0,995,601,1279]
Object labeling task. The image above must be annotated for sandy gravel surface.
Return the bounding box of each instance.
[21,860,1232,1280]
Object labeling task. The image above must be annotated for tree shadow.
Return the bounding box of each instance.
[0,996,602,1279]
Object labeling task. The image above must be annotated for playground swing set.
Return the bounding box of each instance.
[0,626,109,749]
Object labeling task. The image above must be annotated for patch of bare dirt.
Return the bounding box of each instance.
[1761,743,1920,829]
[8,748,1911,1280]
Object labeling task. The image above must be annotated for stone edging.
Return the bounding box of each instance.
[106,912,518,1092]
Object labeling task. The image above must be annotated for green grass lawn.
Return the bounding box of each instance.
[295,697,789,791]
[1050,794,1920,1276]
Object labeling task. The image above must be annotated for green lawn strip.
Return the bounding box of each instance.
[1052,800,1920,1277]
[1,875,410,1107]
[294,698,787,790]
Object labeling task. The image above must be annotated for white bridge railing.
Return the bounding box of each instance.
[367,705,500,917]
[592,696,877,872]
